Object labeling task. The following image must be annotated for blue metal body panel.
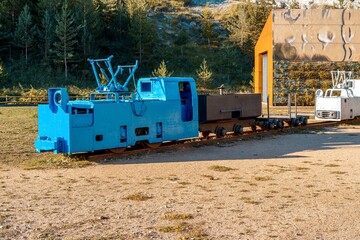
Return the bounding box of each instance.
[35,77,198,154]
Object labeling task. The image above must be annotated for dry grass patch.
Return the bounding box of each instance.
[208,165,235,172]
[243,180,258,187]
[0,213,9,226]
[195,185,213,192]
[240,197,261,205]
[324,164,340,167]
[294,167,310,172]
[157,221,209,240]
[123,192,153,201]
[178,181,191,185]
[282,195,293,199]
[23,155,93,170]
[178,229,209,240]
[162,213,194,220]
[331,171,347,175]
[0,107,39,165]
[157,222,192,233]
[239,189,250,193]
[254,176,273,181]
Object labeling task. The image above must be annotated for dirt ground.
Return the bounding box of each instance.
[1,125,360,239]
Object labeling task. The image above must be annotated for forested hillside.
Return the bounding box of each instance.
[0,0,273,91]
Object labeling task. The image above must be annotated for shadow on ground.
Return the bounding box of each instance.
[104,127,360,165]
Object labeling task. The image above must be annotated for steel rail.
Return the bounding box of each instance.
[70,118,360,162]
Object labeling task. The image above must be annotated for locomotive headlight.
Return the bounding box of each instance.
[54,91,62,105]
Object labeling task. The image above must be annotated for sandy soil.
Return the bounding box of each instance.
[1,125,360,239]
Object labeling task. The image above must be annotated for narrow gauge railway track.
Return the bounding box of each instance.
[72,118,360,162]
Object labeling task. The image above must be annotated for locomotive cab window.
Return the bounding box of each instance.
[179,82,193,121]
[141,82,151,92]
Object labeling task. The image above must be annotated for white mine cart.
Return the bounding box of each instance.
[315,71,360,121]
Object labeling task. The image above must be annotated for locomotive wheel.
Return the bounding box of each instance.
[109,147,126,154]
[276,120,284,129]
[233,124,243,135]
[251,125,257,132]
[201,131,211,139]
[215,127,226,138]
[142,141,162,149]
[267,122,275,130]
[299,116,308,126]
[302,118,308,126]
[291,118,299,127]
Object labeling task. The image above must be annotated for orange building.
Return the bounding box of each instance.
[254,9,360,105]
[254,12,273,104]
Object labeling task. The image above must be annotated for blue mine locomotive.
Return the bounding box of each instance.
[35,56,261,154]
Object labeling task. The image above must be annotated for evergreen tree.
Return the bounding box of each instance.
[93,0,129,57]
[126,0,156,66]
[0,0,28,60]
[0,2,7,54]
[0,61,8,84]
[174,29,189,58]
[13,4,37,65]
[76,0,100,62]
[38,9,54,63]
[224,5,248,47]
[152,60,173,77]
[201,3,214,46]
[53,0,81,80]
[112,0,130,59]
[224,0,272,52]
[196,58,212,88]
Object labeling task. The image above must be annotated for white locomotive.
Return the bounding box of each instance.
[315,71,360,121]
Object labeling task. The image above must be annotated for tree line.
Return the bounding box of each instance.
[0,0,273,91]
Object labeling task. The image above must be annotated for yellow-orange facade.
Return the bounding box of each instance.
[254,12,273,104]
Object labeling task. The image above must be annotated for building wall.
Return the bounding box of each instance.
[254,12,273,104]
[273,9,360,62]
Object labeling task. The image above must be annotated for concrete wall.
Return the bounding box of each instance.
[273,9,360,62]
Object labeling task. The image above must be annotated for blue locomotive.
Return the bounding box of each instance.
[35,56,261,154]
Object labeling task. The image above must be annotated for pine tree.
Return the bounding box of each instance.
[0,61,8,84]
[224,0,272,51]
[201,3,214,46]
[77,0,100,62]
[196,58,212,88]
[174,29,189,58]
[13,4,37,65]
[53,0,81,80]
[126,0,156,65]
[39,9,54,63]
[152,60,173,77]
[0,0,28,60]
[0,2,8,54]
